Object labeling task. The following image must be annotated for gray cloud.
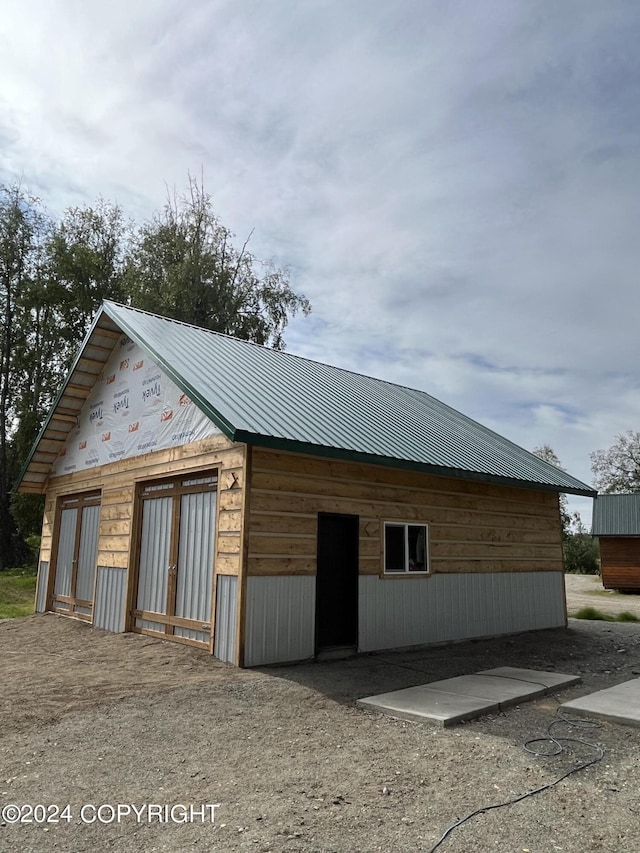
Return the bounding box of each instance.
[2,0,640,521]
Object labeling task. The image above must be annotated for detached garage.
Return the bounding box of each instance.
[19,302,594,666]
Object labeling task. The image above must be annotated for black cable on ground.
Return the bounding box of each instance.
[357,650,606,851]
[425,711,605,853]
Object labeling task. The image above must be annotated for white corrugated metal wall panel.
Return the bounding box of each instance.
[244,576,316,666]
[93,566,127,633]
[36,562,49,612]
[76,504,100,602]
[358,571,565,652]
[136,496,172,628]
[175,490,216,644]
[214,574,237,663]
[53,507,77,596]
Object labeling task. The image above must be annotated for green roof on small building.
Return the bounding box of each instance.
[592,493,640,536]
[18,301,595,496]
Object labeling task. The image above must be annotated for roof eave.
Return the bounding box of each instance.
[593,533,640,537]
[15,308,116,493]
[233,430,597,497]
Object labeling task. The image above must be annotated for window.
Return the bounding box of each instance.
[384,522,429,574]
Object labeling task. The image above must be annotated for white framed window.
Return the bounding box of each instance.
[383,522,429,574]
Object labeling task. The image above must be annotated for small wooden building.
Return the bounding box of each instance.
[18,302,594,666]
[592,493,640,591]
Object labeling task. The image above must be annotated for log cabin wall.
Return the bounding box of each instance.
[243,447,566,665]
[36,434,247,660]
[599,537,640,590]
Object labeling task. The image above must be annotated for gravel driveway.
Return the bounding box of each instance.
[1,604,640,853]
[565,573,640,618]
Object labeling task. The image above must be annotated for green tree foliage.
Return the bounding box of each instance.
[563,517,600,575]
[126,177,310,348]
[532,445,572,536]
[590,430,640,493]
[0,184,50,567]
[48,199,130,344]
[532,444,599,574]
[0,177,311,565]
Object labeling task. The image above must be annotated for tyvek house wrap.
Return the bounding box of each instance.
[51,334,220,477]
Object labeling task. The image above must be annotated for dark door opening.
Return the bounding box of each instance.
[316,512,359,653]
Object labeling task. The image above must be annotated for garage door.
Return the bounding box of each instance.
[132,472,218,648]
[51,492,101,620]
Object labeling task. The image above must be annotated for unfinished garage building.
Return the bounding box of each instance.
[18,302,594,666]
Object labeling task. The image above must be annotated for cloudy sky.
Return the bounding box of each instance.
[2,0,639,522]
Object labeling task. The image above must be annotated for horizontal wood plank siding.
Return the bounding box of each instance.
[599,537,640,590]
[248,448,563,576]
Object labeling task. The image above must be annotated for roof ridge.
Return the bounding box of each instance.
[103,300,448,399]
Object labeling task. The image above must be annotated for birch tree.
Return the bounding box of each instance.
[126,177,310,349]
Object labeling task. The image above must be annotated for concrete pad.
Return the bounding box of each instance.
[357,685,499,726]
[426,674,547,704]
[358,668,581,727]
[478,667,582,691]
[562,677,640,728]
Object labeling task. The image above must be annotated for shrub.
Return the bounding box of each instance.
[573,606,640,623]
[573,606,613,621]
[615,611,640,623]
[563,533,600,574]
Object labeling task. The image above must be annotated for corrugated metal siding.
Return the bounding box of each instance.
[244,576,315,666]
[214,574,237,663]
[76,504,100,602]
[93,566,127,632]
[36,561,49,613]
[53,507,77,596]
[592,494,640,536]
[174,490,216,645]
[101,302,593,496]
[137,496,172,619]
[358,571,566,652]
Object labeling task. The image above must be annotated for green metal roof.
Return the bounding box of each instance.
[18,301,595,496]
[592,493,640,536]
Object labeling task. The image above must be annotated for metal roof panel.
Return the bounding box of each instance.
[16,301,596,495]
[592,493,640,536]
[98,302,594,496]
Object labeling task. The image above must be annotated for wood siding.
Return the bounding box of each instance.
[599,537,640,590]
[39,434,247,577]
[247,448,564,577]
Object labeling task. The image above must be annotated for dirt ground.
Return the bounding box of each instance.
[564,573,640,619]
[2,591,640,852]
